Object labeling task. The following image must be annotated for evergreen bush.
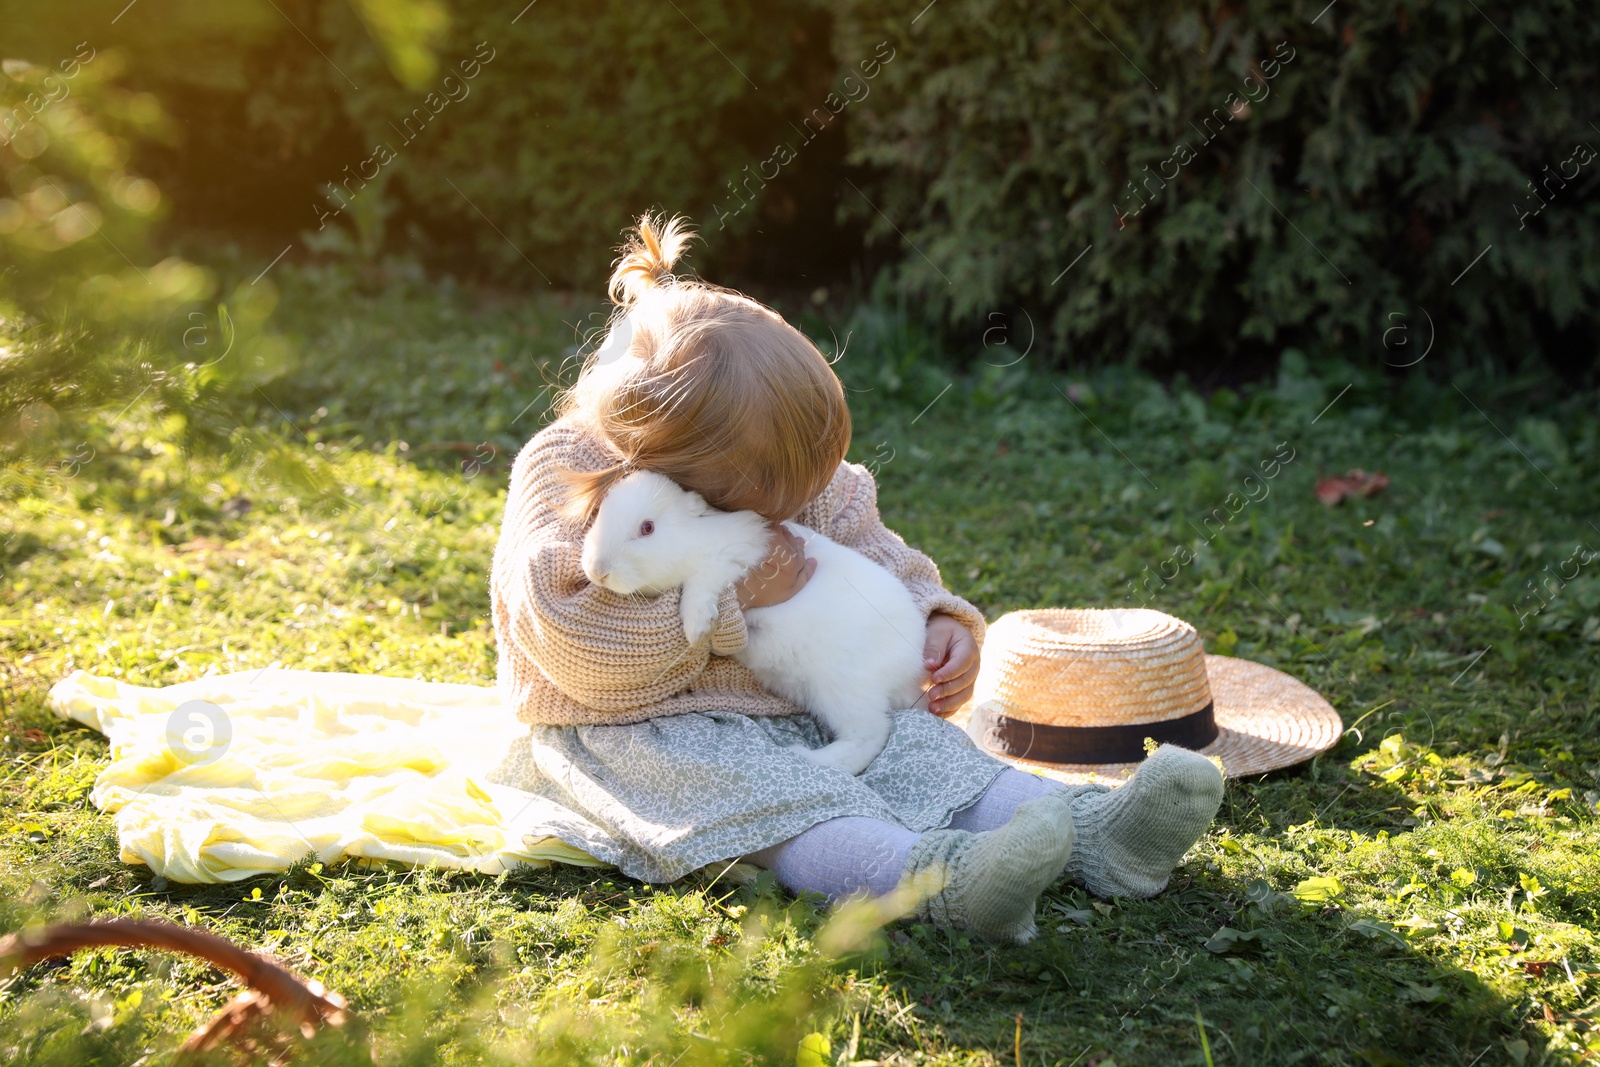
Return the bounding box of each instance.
[829,0,1599,374]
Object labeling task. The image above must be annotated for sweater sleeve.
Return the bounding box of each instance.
[492,427,748,715]
[804,461,987,649]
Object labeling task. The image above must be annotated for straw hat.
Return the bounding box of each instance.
[947,608,1342,784]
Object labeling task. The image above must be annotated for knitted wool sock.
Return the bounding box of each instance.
[897,790,1076,944]
[1064,744,1224,899]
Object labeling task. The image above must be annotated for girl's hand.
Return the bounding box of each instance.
[923,612,979,717]
[735,523,817,610]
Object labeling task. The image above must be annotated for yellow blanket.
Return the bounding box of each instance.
[48,668,607,883]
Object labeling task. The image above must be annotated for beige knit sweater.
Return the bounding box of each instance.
[490,415,988,726]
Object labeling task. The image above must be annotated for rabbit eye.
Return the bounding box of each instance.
[639,520,654,536]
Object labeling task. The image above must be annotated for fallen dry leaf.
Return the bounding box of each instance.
[1316,468,1391,506]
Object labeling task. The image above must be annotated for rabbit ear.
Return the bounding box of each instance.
[636,470,717,519]
[640,474,692,518]
[673,484,715,518]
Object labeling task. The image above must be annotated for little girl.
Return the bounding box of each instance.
[487,213,1223,943]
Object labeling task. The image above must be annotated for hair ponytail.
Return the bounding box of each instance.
[547,207,849,529]
[607,212,696,307]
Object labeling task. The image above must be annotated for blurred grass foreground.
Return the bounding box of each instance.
[2,1,1599,1065]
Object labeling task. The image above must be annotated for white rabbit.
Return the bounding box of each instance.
[579,470,929,775]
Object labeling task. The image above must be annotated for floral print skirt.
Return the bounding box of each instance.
[485,707,1010,883]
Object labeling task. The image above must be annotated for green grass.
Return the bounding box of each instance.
[2,264,1598,1065]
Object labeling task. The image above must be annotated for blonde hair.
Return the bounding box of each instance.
[549,212,851,525]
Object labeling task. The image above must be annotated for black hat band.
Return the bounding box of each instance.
[967,700,1219,765]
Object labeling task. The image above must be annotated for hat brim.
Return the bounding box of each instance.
[947,655,1343,785]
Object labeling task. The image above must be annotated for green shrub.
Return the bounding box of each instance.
[829,0,1600,374]
[320,0,836,289]
[0,16,352,496]
[3,0,848,291]
[9,0,1596,377]
[0,43,220,471]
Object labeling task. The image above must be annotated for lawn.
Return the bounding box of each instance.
[2,262,1598,1066]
